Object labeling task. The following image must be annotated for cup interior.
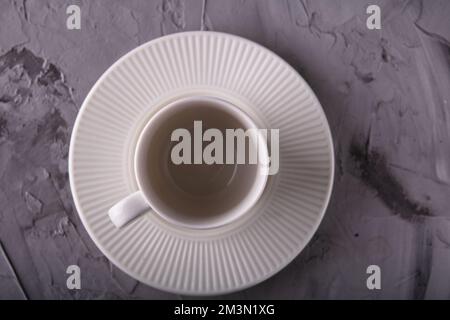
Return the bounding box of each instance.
[135,96,268,229]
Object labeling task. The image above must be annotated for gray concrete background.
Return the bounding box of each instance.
[0,0,449,299]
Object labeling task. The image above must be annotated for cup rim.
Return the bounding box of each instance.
[134,95,269,229]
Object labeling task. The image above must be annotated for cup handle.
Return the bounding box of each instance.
[108,191,150,228]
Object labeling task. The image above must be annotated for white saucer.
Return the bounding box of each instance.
[69,31,334,295]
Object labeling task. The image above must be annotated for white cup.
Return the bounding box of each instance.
[108,96,269,229]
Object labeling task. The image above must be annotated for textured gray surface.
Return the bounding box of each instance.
[0,0,449,299]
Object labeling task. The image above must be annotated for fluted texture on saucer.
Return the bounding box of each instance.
[69,32,334,295]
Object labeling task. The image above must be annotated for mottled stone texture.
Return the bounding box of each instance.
[0,0,449,299]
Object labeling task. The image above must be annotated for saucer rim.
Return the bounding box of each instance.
[69,31,335,296]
